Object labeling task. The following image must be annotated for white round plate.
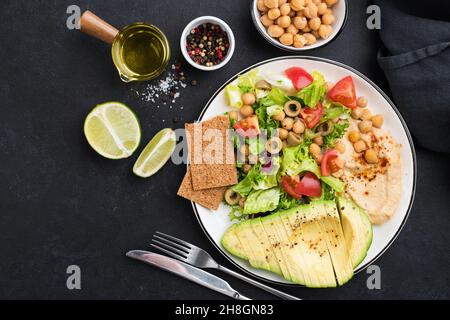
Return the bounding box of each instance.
[192,57,416,286]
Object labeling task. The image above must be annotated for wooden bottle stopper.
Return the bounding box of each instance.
[80,10,119,44]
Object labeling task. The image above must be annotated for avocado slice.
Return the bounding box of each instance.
[249,219,283,276]
[311,201,354,286]
[337,197,373,268]
[282,205,337,288]
[259,214,293,282]
[233,220,271,271]
[221,224,247,260]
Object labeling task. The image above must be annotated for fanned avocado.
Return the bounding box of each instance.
[337,197,373,268]
[221,200,356,287]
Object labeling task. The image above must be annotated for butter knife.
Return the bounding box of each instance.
[126,250,251,300]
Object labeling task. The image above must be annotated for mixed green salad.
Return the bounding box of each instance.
[222,66,361,220]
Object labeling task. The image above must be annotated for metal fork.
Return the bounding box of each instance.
[150,231,301,300]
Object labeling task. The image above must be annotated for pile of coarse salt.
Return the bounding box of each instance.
[132,64,188,110]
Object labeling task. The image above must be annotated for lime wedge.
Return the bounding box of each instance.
[133,128,176,178]
[84,102,141,159]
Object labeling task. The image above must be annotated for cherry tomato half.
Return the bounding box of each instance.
[281,176,302,199]
[321,149,340,176]
[234,115,260,138]
[295,172,322,198]
[300,103,324,129]
[285,67,314,90]
[328,76,357,109]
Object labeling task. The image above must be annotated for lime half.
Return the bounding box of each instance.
[133,128,176,178]
[84,102,141,159]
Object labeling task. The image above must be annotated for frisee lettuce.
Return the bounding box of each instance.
[297,71,327,108]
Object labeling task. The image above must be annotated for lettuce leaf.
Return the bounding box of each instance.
[237,69,259,93]
[321,176,345,193]
[243,188,280,215]
[297,71,326,108]
[323,120,349,148]
[225,84,243,108]
[232,163,279,196]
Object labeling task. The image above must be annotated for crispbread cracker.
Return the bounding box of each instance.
[185,115,237,190]
[177,169,225,211]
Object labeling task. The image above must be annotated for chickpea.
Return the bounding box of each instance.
[364,149,379,164]
[282,117,294,130]
[312,0,322,4]
[272,111,286,121]
[240,105,254,117]
[292,119,306,134]
[228,111,238,121]
[312,30,320,39]
[290,0,305,11]
[266,137,283,154]
[361,109,372,121]
[242,164,252,173]
[240,144,249,157]
[264,0,279,9]
[353,140,366,153]
[309,17,321,31]
[260,14,274,27]
[286,24,299,35]
[348,130,360,143]
[278,0,287,5]
[268,8,281,20]
[280,3,291,15]
[351,107,363,120]
[303,33,317,45]
[333,157,345,170]
[303,2,318,19]
[371,114,384,129]
[325,0,339,7]
[318,24,333,39]
[278,128,289,140]
[301,25,311,33]
[277,15,291,28]
[293,16,308,29]
[317,2,328,15]
[309,143,321,157]
[335,142,346,154]
[313,135,323,146]
[358,120,373,134]
[321,13,335,25]
[242,93,256,105]
[279,32,294,45]
[293,34,307,48]
[357,96,368,108]
[257,0,268,12]
[324,8,333,15]
[282,140,288,149]
[326,81,334,92]
[267,25,284,38]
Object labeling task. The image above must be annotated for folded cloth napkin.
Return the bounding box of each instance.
[375,0,450,153]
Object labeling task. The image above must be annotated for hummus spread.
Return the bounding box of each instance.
[339,121,402,225]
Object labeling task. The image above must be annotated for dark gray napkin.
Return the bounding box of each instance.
[375,0,450,153]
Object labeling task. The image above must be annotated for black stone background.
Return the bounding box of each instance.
[0,0,449,299]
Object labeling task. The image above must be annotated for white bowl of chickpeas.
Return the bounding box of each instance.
[252,0,347,51]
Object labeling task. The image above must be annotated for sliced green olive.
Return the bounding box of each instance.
[284,100,302,117]
[287,132,303,147]
[318,120,334,136]
[255,80,272,91]
[266,137,283,154]
[224,188,241,206]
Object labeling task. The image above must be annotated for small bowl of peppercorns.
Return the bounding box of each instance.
[181,16,235,71]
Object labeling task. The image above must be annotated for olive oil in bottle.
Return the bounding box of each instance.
[112,23,170,82]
